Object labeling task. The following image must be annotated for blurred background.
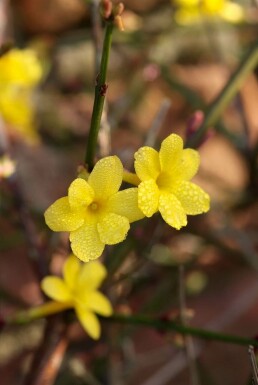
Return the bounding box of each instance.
[0,0,258,384]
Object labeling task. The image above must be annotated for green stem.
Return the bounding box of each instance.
[109,313,258,348]
[187,40,258,148]
[6,305,258,347]
[85,21,114,170]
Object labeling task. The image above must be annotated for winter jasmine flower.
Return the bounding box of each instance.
[134,133,210,230]
[41,255,112,340]
[45,156,144,261]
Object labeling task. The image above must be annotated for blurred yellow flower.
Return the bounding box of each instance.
[41,255,112,339]
[0,86,39,142]
[0,48,42,143]
[0,48,42,86]
[45,156,144,262]
[173,0,244,24]
[134,134,210,230]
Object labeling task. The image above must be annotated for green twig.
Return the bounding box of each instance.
[85,21,114,170]
[4,304,258,347]
[108,313,258,348]
[187,40,258,148]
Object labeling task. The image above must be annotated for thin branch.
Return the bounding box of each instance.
[90,0,111,158]
[8,176,48,280]
[90,0,102,74]
[186,40,258,148]
[108,313,258,348]
[22,316,69,385]
[85,21,114,169]
[249,346,258,385]
[178,265,200,385]
[144,99,171,147]
[6,301,258,348]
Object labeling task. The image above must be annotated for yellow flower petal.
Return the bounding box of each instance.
[79,291,113,316]
[159,134,183,173]
[0,86,40,143]
[134,147,160,181]
[159,193,187,230]
[174,148,200,181]
[77,260,107,290]
[138,180,159,217]
[174,0,199,6]
[97,213,130,245]
[173,181,210,215]
[174,8,202,25]
[220,1,244,23]
[41,277,72,302]
[70,223,104,262]
[0,49,42,86]
[203,0,224,14]
[63,254,80,289]
[44,197,85,232]
[88,156,123,199]
[68,178,94,210]
[0,49,42,145]
[107,188,145,223]
[75,307,101,340]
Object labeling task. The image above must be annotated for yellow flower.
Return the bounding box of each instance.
[0,48,42,143]
[134,134,210,230]
[41,255,112,339]
[45,156,144,262]
[173,0,244,24]
[0,86,39,143]
[0,49,42,87]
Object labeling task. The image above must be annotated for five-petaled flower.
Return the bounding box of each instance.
[44,156,144,262]
[41,255,112,340]
[134,133,210,230]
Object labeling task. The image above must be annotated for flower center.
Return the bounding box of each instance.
[89,202,99,211]
[86,200,107,223]
[156,172,174,191]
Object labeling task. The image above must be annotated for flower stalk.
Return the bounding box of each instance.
[187,40,258,148]
[5,307,258,348]
[109,313,258,348]
[85,21,114,170]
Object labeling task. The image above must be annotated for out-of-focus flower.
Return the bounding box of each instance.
[41,255,112,339]
[45,156,144,262]
[134,133,210,230]
[0,48,42,86]
[0,49,42,143]
[0,154,16,179]
[173,0,244,24]
[0,87,39,142]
